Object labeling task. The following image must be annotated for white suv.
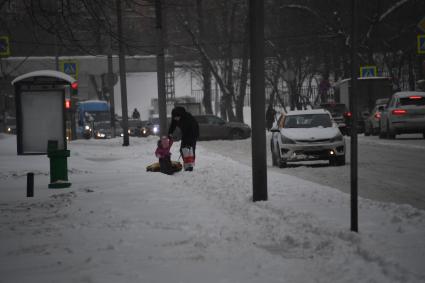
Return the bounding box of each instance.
[270,109,345,168]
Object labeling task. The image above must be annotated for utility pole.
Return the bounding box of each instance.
[54,0,59,71]
[108,36,116,138]
[155,0,168,137]
[249,0,268,202]
[350,0,359,232]
[116,0,129,146]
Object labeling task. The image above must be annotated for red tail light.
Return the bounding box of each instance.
[409,96,422,100]
[65,99,71,109]
[374,112,381,119]
[344,111,352,118]
[392,109,407,115]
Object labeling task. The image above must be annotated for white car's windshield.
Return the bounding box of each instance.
[284,114,332,128]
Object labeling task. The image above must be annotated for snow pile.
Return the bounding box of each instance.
[0,133,424,283]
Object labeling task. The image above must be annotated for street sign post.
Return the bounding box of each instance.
[0,36,11,57]
[418,35,425,55]
[360,66,377,78]
[60,60,79,79]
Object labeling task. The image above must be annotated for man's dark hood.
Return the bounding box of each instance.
[171,106,186,118]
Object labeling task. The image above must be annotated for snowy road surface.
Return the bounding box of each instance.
[200,133,425,210]
[1,133,424,283]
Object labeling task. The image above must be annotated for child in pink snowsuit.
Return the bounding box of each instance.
[155,136,173,175]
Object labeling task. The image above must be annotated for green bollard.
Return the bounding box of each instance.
[47,140,71,189]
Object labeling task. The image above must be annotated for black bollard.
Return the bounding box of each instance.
[27,172,34,197]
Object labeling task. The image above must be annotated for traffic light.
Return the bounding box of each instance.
[71,81,78,96]
[65,99,71,109]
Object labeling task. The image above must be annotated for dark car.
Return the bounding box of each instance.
[364,98,389,136]
[2,116,16,134]
[319,103,351,135]
[146,117,181,139]
[194,115,251,140]
[127,119,143,137]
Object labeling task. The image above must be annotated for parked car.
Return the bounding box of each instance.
[270,109,345,168]
[379,91,425,139]
[146,117,167,136]
[194,115,251,140]
[364,98,389,136]
[2,116,16,134]
[139,120,152,137]
[319,103,351,135]
[146,117,181,140]
[127,119,143,137]
[93,121,122,139]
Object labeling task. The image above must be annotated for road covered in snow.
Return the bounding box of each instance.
[201,133,425,210]
[1,133,424,283]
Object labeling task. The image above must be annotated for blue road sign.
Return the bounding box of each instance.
[64,63,76,74]
[418,35,425,54]
[360,66,377,78]
[60,60,78,79]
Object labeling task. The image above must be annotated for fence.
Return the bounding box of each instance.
[190,84,333,111]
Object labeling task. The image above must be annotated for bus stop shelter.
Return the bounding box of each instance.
[12,70,75,188]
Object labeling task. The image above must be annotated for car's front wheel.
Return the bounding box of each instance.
[278,160,287,168]
[271,142,286,168]
[229,129,244,140]
[379,121,386,139]
[329,155,345,166]
[387,122,396,139]
[271,140,277,166]
[364,122,371,136]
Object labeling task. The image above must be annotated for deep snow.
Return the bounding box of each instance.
[1,133,424,283]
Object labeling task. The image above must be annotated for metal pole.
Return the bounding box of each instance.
[249,0,267,202]
[116,0,129,146]
[108,37,116,138]
[27,172,34,197]
[155,0,168,136]
[350,0,359,232]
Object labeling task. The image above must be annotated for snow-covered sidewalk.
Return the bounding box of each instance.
[1,133,424,283]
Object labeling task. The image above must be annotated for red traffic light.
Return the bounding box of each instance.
[71,82,78,90]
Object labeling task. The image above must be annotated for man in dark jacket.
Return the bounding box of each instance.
[168,106,199,171]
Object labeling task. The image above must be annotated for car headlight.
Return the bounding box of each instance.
[330,134,343,142]
[85,125,91,130]
[96,132,106,138]
[7,127,11,132]
[153,125,159,134]
[280,134,295,144]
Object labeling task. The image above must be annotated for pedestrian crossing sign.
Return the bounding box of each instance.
[360,66,377,78]
[0,36,10,57]
[418,35,425,54]
[60,60,79,79]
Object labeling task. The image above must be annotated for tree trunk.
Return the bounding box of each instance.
[196,0,213,114]
[235,15,250,123]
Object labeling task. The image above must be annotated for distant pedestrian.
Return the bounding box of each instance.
[132,108,140,119]
[168,106,199,171]
[266,105,276,131]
